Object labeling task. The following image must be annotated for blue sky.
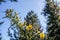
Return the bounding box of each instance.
[0,0,47,40]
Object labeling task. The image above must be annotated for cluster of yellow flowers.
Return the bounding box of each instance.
[26,24,33,31]
[19,22,45,39]
[36,30,45,39]
[39,33,45,39]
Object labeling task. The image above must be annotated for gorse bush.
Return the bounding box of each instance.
[4,9,45,40]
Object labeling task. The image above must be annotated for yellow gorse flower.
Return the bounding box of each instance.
[39,33,45,39]
[26,26,29,31]
[28,24,33,29]
[26,24,33,31]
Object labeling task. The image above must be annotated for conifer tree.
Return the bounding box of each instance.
[42,0,60,40]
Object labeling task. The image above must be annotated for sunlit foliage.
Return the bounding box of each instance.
[4,9,45,40]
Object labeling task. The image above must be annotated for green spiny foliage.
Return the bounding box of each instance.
[25,11,41,33]
[4,9,45,40]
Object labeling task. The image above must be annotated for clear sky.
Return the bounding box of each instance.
[0,0,46,40]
